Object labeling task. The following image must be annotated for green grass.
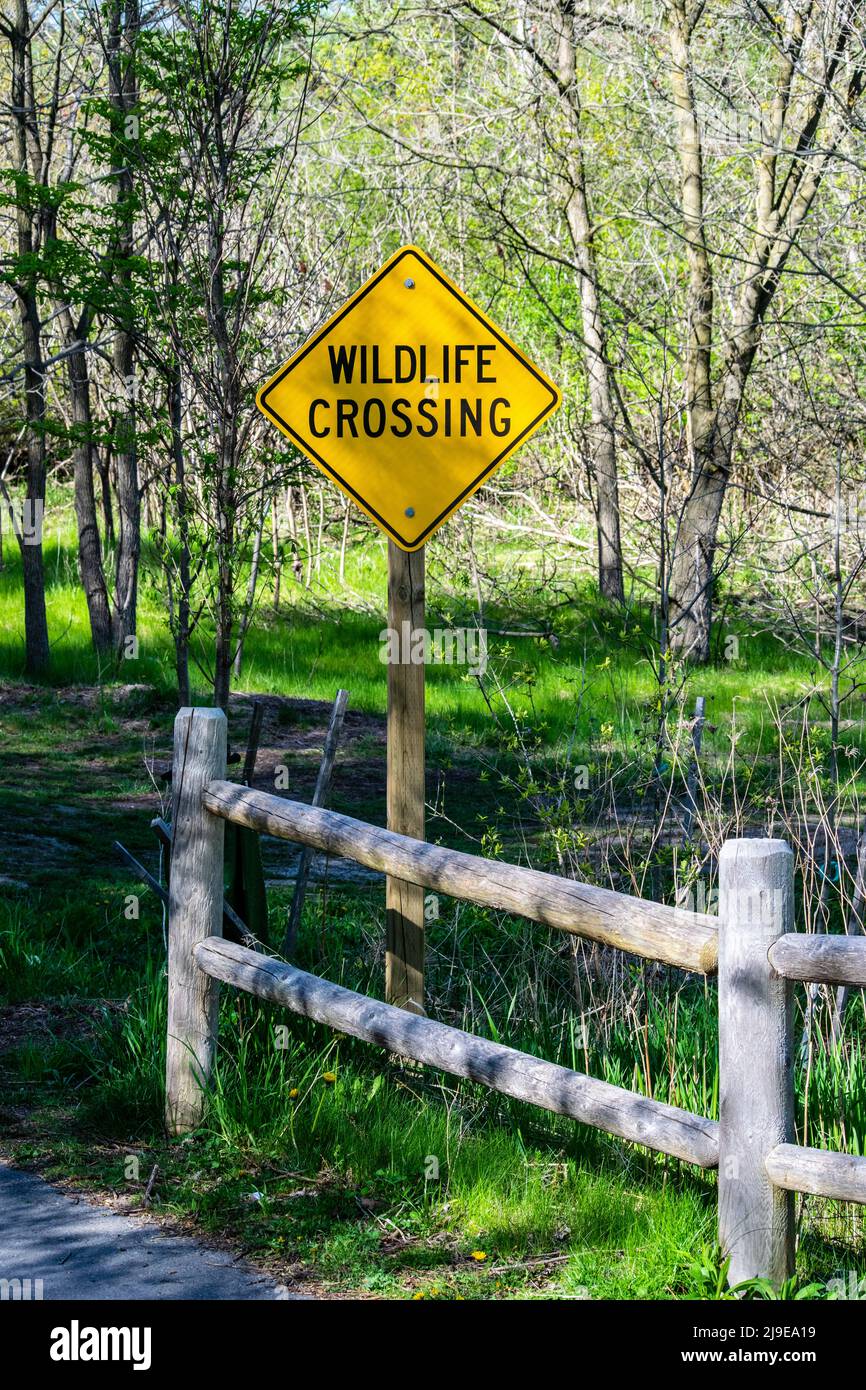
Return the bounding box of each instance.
[3,873,865,1298]
[2,495,866,1297]
[0,896,723,1301]
[3,492,864,767]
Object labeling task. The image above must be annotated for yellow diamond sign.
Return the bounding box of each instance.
[256,246,560,551]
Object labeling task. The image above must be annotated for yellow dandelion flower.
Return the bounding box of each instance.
[322,1071,337,1083]
[289,1088,299,1098]
[470,1250,487,1262]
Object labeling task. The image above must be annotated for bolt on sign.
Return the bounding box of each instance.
[256,245,560,550]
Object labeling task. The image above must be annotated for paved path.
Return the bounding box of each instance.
[0,1164,304,1300]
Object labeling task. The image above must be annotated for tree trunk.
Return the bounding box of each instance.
[112,358,139,656]
[271,495,282,610]
[667,456,727,663]
[664,1,858,660]
[61,310,112,655]
[107,0,140,657]
[214,541,234,710]
[169,367,191,707]
[17,304,51,676]
[233,484,267,683]
[557,5,623,604]
[10,0,50,676]
[666,1,718,663]
[209,223,237,712]
[567,183,624,605]
[95,448,115,545]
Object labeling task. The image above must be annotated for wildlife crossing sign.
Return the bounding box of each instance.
[256,245,561,551]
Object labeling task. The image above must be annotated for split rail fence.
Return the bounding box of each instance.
[165,708,866,1288]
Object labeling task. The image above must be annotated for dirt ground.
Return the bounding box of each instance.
[0,683,390,886]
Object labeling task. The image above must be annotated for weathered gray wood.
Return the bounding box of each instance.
[718,839,795,1288]
[202,783,718,972]
[165,707,227,1136]
[114,839,169,905]
[194,936,720,1167]
[283,688,349,957]
[768,933,866,988]
[241,699,264,788]
[834,828,866,1039]
[832,830,866,1041]
[765,1143,866,1204]
[386,540,426,1013]
[150,814,258,950]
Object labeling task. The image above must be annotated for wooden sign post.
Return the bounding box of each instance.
[256,245,560,1012]
[385,541,426,1011]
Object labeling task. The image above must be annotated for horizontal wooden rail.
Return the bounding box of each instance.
[768,933,866,987]
[765,1143,866,1205]
[202,782,719,974]
[194,936,720,1168]
[166,713,866,1292]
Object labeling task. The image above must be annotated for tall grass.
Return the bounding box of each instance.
[3,504,866,1294]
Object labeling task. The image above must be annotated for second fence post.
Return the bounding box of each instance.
[718,837,795,1287]
[165,706,227,1136]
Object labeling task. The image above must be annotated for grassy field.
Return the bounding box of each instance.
[3,488,859,751]
[2,508,866,1299]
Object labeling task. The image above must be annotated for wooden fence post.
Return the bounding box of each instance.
[385,540,426,1013]
[718,837,795,1287]
[165,707,227,1136]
